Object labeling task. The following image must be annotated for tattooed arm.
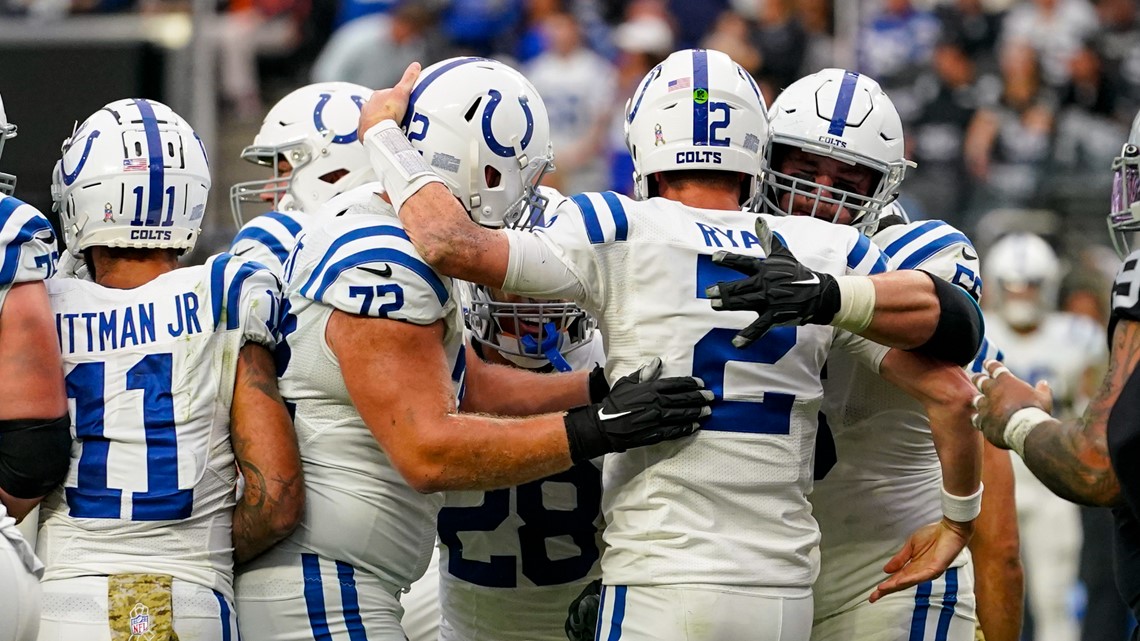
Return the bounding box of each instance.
[230,343,304,563]
[973,319,1140,507]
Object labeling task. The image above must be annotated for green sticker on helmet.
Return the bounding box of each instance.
[693,88,709,104]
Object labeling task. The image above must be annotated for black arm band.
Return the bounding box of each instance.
[0,415,72,499]
[911,272,984,366]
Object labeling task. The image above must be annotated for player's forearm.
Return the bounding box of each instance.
[394,412,573,493]
[1021,420,1119,506]
[463,361,591,416]
[231,344,305,563]
[927,394,984,499]
[970,445,1024,641]
[857,271,941,349]
[400,182,511,287]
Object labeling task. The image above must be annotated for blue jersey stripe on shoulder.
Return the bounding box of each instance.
[300,225,411,297]
[0,211,53,286]
[210,253,233,330]
[600,191,628,241]
[883,220,947,258]
[847,234,871,269]
[313,247,448,306]
[225,260,267,330]
[571,194,604,244]
[970,338,989,374]
[897,233,972,271]
[0,195,26,228]
[263,211,304,237]
[233,227,289,264]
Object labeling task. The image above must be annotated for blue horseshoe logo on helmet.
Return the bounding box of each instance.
[313,93,367,144]
[482,90,534,158]
[60,130,101,186]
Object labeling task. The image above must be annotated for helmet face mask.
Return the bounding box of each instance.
[760,69,910,234]
[402,57,555,230]
[1109,142,1140,258]
[762,142,892,228]
[0,94,17,196]
[465,283,597,369]
[230,82,375,227]
[53,98,211,258]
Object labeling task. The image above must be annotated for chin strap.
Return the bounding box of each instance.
[520,322,573,372]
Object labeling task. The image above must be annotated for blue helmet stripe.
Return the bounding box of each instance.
[627,64,660,124]
[692,50,709,145]
[827,71,861,137]
[133,99,166,226]
[401,57,484,129]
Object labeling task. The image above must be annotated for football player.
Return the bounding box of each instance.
[972,108,1140,634]
[233,58,710,641]
[0,93,71,641]
[756,69,1022,641]
[366,51,983,641]
[230,81,375,275]
[35,99,303,641]
[982,232,1102,641]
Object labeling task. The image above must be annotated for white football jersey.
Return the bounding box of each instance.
[811,218,985,618]
[0,193,58,311]
[506,191,891,588]
[438,333,606,641]
[36,254,280,600]
[230,210,312,277]
[984,312,1105,416]
[273,189,465,592]
[0,193,57,576]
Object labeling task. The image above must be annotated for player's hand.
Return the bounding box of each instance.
[704,224,840,348]
[357,62,421,139]
[565,579,602,641]
[872,517,974,602]
[563,357,712,463]
[971,359,1054,449]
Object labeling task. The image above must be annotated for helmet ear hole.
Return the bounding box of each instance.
[484,165,502,189]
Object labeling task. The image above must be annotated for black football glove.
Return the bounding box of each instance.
[704,223,841,349]
[564,357,712,463]
[565,579,602,641]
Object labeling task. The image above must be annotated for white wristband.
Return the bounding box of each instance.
[1004,406,1053,459]
[941,482,983,523]
[832,276,876,333]
[362,119,444,213]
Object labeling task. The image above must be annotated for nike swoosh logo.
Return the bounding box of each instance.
[597,408,633,421]
[233,247,253,257]
[359,264,393,278]
[789,274,819,286]
[962,247,978,261]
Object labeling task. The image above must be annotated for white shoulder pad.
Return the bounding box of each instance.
[0,194,58,288]
[205,253,283,348]
[767,215,888,276]
[292,214,452,324]
[230,211,309,276]
[873,219,981,299]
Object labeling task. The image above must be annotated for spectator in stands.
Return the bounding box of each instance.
[525,11,616,195]
[1096,0,1140,116]
[216,0,304,120]
[310,1,434,91]
[1053,39,1129,175]
[857,0,940,89]
[964,43,1056,212]
[905,37,993,227]
[701,10,760,74]
[934,0,1004,75]
[1001,0,1098,88]
[750,0,807,94]
[797,0,835,87]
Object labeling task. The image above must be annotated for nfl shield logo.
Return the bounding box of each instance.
[130,603,150,635]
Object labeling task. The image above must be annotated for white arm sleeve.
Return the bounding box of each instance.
[503,229,588,301]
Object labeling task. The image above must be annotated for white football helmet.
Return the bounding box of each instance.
[983,232,1062,330]
[761,69,911,233]
[464,282,597,370]
[401,57,553,229]
[625,48,767,203]
[0,93,18,195]
[230,81,376,226]
[53,99,210,257]
[1109,109,1140,258]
